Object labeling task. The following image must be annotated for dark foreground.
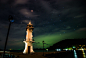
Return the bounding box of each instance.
[0,50,86,58]
[0,51,73,58]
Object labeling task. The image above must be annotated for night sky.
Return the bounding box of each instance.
[0,0,86,50]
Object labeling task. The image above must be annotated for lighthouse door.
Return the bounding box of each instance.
[28,46,30,54]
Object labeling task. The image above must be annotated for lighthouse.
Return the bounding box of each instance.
[23,21,35,54]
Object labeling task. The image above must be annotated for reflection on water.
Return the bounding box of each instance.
[74,50,78,58]
[73,50,86,58]
[1,49,86,58]
[82,49,86,58]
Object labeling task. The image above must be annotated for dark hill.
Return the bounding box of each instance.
[47,38,86,49]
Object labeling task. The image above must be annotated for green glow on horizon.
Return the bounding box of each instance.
[33,31,86,49]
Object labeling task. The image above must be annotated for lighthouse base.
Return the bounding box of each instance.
[23,41,35,54]
[23,50,35,54]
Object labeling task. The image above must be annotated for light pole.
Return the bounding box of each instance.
[3,15,14,58]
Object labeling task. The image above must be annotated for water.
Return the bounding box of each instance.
[75,50,86,58]
[65,50,86,58]
[0,50,86,58]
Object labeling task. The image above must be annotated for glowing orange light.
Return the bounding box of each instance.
[29,21,31,24]
[83,45,85,46]
[79,45,81,46]
[31,10,33,12]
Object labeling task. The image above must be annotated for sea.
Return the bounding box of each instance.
[0,50,86,58]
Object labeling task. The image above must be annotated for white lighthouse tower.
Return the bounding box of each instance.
[23,21,35,54]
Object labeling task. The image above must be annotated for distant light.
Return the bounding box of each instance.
[56,49,61,51]
[65,49,68,51]
[81,48,84,50]
[79,45,81,46]
[10,19,14,22]
[73,46,76,48]
[83,45,85,46]
[56,49,58,51]
[31,10,33,12]
[9,49,12,50]
[46,49,48,52]
[46,49,48,50]
[69,47,72,49]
